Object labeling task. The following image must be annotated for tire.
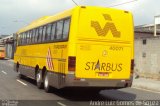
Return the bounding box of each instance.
[17,65,24,79]
[44,72,51,93]
[36,70,43,89]
[18,70,24,79]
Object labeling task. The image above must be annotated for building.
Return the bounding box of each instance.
[134,24,160,79]
[0,34,15,59]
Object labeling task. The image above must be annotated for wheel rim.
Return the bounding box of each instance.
[36,72,41,82]
[18,70,20,74]
[44,74,49,88]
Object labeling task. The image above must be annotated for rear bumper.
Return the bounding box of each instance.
[48,72,133,89]
[65,74,132,88]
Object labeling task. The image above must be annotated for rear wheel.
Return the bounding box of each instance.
[36,70,43,89]
[18,70,24,79]
[44,72,51,92]
[17,65,24,79]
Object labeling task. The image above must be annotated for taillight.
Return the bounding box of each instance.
[131,59,134,74]
[124,11,129,13]
[68,56,76,72]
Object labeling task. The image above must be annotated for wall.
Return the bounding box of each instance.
[5,42,14,59]
[134,33,160,79]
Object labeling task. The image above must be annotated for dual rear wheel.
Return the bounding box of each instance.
[36,70,51,92]
[16,64,52,92]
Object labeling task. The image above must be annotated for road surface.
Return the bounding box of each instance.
[0,59,160,106]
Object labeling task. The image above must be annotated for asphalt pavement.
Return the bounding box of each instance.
[0,59,160,106]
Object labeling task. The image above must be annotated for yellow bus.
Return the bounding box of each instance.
[0,42,5,59]
[14,6,134,92]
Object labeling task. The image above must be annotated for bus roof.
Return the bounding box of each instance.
[17,6,130,34]
[17,7,74,34]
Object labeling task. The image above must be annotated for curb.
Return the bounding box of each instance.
[5,58,14,62]
[132,84,160,93]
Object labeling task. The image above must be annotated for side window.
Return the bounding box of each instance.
[30,30,32,44]
[38,27,43,42]
[51,23,56,40]
[25,32,28,44]
[32,29,36,43]
[29,30,32,44]
[18,34,21,45]
[23,33,26,45]
[42,26,47,42]
[63,18,70,39]
[26,31,29,44]
[24,32,27,45]
[22,34,24,45]
[46,24,52,41]
[35,28,39,43]
[56,20,63,40]
[21,33,24,45]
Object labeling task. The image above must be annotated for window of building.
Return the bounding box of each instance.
[142,52,146,58]
[142,39,147,45]
[62,18,70,39]
[56,20,63,40]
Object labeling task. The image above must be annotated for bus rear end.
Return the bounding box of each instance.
[66,6,134,89]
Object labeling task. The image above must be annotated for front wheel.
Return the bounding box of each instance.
[36,70,43,89]
[17,65,24,79]
[18,70,24,79]
[44,72,51,92]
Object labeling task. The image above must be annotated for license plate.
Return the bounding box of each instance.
[97,72,110,77]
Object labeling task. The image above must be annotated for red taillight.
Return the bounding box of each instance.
[124,11,129,13]
[68,56,76,72]
[131,59,134,74]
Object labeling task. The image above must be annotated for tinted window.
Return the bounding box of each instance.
[42,26,47,42]
[29,30,32,43]
[24,33,27,44]
[18,34,21,45]
[38,27,43,42]
[21,33,24,45]
[51,23,56,40]
[63,18,70,39]
[32,29,36,43]
[29,30,32,44]
[26,31,30,44]
[56,20,63,40]
[46,24,52,41]
[35,28,39,43]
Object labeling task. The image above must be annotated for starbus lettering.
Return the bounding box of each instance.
[85,60,122,72]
